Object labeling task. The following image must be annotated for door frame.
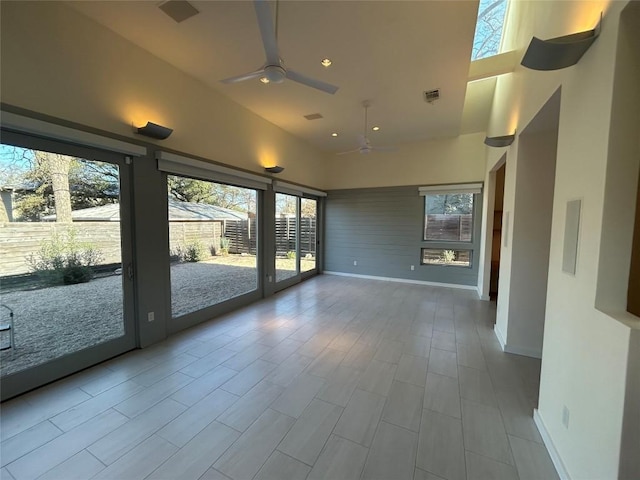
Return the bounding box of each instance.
[0,130,137,400]
[274,193,321,292]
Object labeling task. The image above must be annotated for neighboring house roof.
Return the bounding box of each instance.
[43,199,248,222]
[167,199,248,221]
[0,183,36,193]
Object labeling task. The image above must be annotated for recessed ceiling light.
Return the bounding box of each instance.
[259,76,270,84]
[321,58,332,67]
[372,126,380,131]
[331,132,338,137]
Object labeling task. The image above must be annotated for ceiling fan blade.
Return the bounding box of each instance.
[371,146,398,152]
[254,0,280,66]
[336,148,361,155]
[286,69,339,95]
[220,69,265,84]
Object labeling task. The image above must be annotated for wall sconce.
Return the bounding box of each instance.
[135,121,173,140]
[484,133,516,147]
[521,15,602,71]
[264,166,285,174]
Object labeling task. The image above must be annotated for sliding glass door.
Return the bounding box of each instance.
[300,198,318,274]
[275,193,319,290]
[275,193,299,283]
[166,174,260,327]
[0,131,136,399]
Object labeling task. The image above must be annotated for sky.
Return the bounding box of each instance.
[472,0,508,60]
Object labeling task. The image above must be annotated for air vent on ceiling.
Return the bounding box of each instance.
[159,0,200,23]
[304,113,324,120]
[423,89,440,104]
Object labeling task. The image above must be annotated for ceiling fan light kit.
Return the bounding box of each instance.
[220,0,339,94]
[261,65,286,84]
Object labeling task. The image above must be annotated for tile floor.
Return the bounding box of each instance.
[0,275,559,480]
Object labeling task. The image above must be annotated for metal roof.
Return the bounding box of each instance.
[43,199,248,222]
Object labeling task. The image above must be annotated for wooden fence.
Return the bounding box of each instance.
[220,218,316,257]
[1,221,224,276]
[0,222,122,276]
[224,219,257,255]
[424,214,473,241]
[274,217,316,256]
[1,217,318,276]
[169,221,223,256]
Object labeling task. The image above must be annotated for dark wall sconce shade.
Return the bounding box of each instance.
[521,16,601,71]
[264,166,285,174]
[136,122,173,140]
[484,134,515,148]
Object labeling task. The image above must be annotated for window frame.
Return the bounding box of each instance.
[420,248,473,268]
[422,192,476,243]
[418,183,482,269]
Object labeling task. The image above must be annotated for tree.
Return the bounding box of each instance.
[36,152,73,222]
[301,199,317,218]
[0,145,120,221]
[276,194,297,216]
[167,176,256,213]
[426,193,473,215]
[472,0,507,60]
[168,177,214,203]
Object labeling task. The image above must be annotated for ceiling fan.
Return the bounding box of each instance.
[338,101,398,155]
[220,0,339,95]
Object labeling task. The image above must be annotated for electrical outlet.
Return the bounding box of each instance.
[410,265,415,271]
[562,405,570,428]
[353,260,357,266]
[147,311,155,322]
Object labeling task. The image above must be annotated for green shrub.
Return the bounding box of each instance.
[26,229,104,286]
[442,250,456,263]
[62,265,93,284]
[219,237,230,256]
[170,245,185,263]
[171,241,205,262]
[286,251,296,260]
[183,241,204,262]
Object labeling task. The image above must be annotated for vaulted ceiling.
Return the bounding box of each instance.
[68,1,500,153]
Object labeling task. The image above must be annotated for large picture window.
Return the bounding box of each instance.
[157,151,269,321]
[167,174,258,318]
[424,193,474,242]
[419,183,482,268]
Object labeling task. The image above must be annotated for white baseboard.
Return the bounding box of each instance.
[504,344,542,359]
[477,287,490,301]
[494,323,507,350]
[323,271,478,291]
[533,409,570,480]
[493,324,542,359]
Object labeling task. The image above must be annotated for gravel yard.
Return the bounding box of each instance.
[0,255,314,377]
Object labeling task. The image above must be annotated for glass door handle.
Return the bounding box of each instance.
[127,263,134,280]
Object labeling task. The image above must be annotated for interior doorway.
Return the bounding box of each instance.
[490,163,506,301]
[497,88,561,358]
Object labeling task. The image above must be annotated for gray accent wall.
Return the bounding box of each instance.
[325,186,482,286]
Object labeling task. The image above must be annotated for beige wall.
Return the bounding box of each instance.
[0,1,326,189]
[483,1,639,478]
[322,132,486,190]
[0,1,487,193]
[3,0,639,476]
